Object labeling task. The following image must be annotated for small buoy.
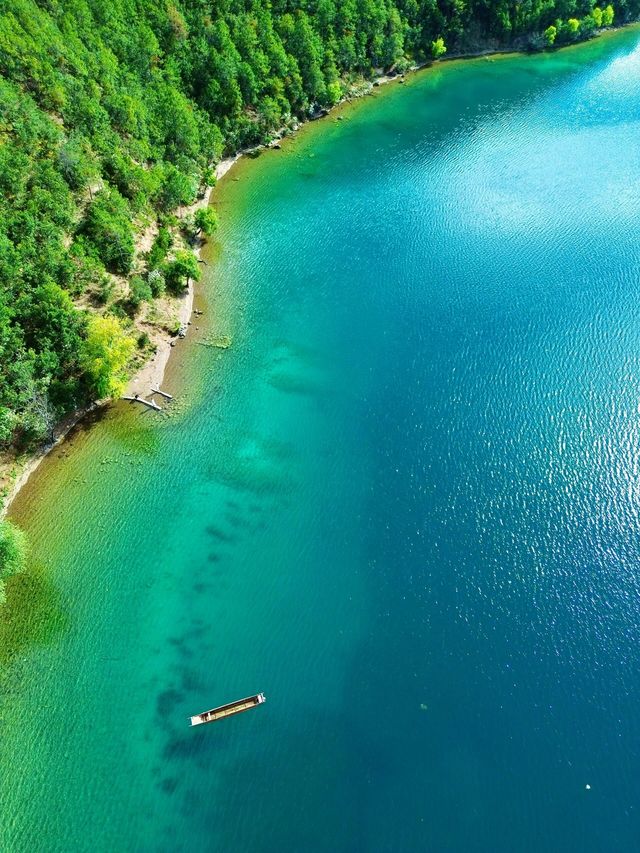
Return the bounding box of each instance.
[585,784,591,790]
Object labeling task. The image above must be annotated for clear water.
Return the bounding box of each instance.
[3,28,640,852]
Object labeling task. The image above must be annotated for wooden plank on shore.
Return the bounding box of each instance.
[151,387,173,400]
[122,396,162,411]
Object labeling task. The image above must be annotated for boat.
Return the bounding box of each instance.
[189,693,266,726]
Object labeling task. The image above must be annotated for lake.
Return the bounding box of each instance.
[3,27,640,852]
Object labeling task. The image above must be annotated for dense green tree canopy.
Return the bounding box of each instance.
[0,0,632,451]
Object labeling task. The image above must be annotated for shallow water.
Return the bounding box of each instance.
[4,28,640,852]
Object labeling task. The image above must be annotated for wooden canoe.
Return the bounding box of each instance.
[190,693,266,726]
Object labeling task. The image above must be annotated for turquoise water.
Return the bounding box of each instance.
[4,28,640,851]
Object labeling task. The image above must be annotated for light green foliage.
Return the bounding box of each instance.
[592,7,603,26]
[567,18,581,35]
[544,25,557,45]
[602,5,615,25]
[80,315,134,399]
[0,520,27,605]
[431,38,447,59]
[164,251,201,296]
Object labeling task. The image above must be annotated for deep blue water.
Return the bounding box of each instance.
[4,26,640,853]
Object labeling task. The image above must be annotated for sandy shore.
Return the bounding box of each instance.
[125,285,195,398]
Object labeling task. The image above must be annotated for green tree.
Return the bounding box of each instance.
[159,165,197,212]
[602,5,615,24]
[80,315,134,398]
[194,208,218,237]
[147,227,173,270]
[544,25,557,45]
[164,250,201,295]
[58,134,98,191]
[431,37,447,59]
[80,189,134,274]
[566,18,581,38]
[147,268,166,297]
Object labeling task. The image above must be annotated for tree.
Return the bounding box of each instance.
[431,37,447,59]
[0,519,27,605]
[80,189,134,274]
[544,25,557,46]
[147,227,173,270]
[580,14,597,37]
[194,208,218,237]
[58,133,98,191]
[80,315,134,398]
[0,407,17,446]
[566,18,581,39]
[602,5,614,25]
[159,165,197,212]
[164,251,201,295]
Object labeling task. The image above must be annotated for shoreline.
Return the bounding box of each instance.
[115,151,242,399]
[2,21,637,518]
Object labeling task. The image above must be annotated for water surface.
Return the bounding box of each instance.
[3,28,640,852]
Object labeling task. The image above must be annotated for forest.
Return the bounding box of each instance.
[0,0,636,457]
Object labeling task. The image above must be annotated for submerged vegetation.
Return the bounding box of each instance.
[0,520,27,604]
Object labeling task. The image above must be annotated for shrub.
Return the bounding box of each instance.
[147,227,173,270]
[148,268,166,297]
[129,275,152,308]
